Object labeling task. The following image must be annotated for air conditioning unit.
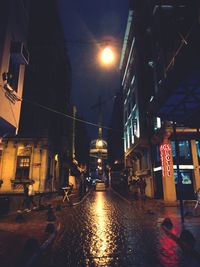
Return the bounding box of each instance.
[10,41,29,65]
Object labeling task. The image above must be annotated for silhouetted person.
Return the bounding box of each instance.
[26,182,37,211]
[139,177,147,200]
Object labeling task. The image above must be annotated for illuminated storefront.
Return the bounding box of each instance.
[154,134,200,200]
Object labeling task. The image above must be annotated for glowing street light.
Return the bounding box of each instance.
[100,47,114,65]
[96,139,103,148]
[97,158,102,163]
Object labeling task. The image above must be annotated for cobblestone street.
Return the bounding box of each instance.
[37,190,200,267]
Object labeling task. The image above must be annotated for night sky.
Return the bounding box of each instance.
[59,0,129,139]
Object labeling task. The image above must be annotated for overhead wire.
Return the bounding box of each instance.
[0,84,121,133]
[22,97,116,131]
[165,21,197,72]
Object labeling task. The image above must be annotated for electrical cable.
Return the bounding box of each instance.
[22,97,115,131]
[165,21,196,72]
[0,84,121,133]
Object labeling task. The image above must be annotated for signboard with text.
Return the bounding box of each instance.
[160,143,173,178]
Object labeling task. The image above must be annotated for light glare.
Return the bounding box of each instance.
[101,47,114,65]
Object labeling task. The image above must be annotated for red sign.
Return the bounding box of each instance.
[160,143,172,177]
[33,163,41,167]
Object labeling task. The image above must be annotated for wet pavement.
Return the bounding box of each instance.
[37,190,200,267]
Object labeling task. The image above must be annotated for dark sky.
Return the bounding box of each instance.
[59,0,129,140]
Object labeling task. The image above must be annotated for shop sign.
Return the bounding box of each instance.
[17,146,32,156]
[160,143,172,177]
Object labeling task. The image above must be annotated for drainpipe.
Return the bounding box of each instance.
[173,121,184,224]
[39,149,42,192]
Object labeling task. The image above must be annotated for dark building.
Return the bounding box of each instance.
[18,0,72,189]
[0,0,30,137]
[120,0,200,200]
[149,1,200,125]
[107,90,124,168]
[148,1,200,201]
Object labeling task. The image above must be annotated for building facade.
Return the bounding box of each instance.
[0,0,72,193]
[119,1,154,197]
[152,125,200,201]
[0,0,29,136]
[0,0,30,190]
[148,1,200,201]
[0,136,59,192]
[19,0,72,190]
[120,0,200,200]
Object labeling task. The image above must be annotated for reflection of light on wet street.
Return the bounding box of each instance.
[159,227,180,267]
[37,192,200,267]
[89,192,115,264]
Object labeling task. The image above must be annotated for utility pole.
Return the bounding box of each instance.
[72,105,77,161]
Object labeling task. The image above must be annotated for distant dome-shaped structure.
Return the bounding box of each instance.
[89,96,108,180]
[90,138,108,159]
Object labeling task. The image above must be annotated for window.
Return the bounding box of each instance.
[124,109,128,123]
[155,145,161,163]
[153,117,161,130]
[127,101,131,117]
[171,140,191,164]
[132,118,137,135]
[8,55,20,92]
[174,170,192,185]
[129,126,132,146]
[127,126,130,149]
[15,156,30,180]
[123,128,127,152]
[196,141,200,164]
[131,92,136,108]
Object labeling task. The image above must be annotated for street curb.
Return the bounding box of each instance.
[24,222,61,267]
[73,189,92,206]
[110,187,131,204]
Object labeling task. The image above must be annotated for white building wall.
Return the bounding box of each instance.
[0,0,29,135]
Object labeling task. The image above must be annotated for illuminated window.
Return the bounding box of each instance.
[196,141,200,164]
[127,126,130,148]
[19,157,30,167]
[128,101,131,117]
[174,170,192,185]
[124,135,127,152]
[16,156,30,180]
[131,92,136,108]
[171,141,191,164]
[154,117,161,130]
[132,118,137,135]
[131,124,134,144]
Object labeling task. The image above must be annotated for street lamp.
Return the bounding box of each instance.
[97,158,102,163]
[100,46,115,66]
